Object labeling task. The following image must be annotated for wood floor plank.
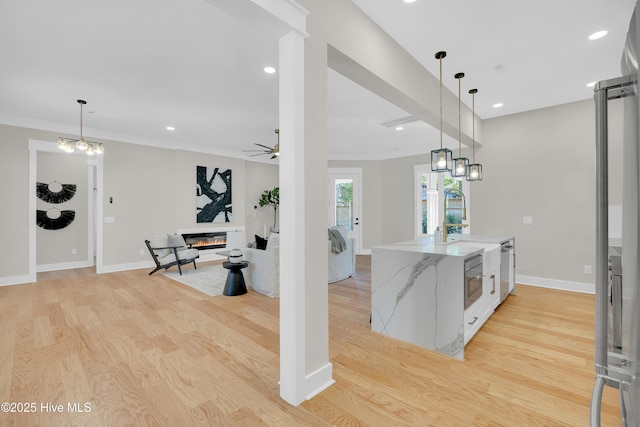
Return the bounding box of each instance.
[1,256,624,426]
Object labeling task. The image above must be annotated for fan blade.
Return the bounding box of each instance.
[249,153,266,157]
[243,149,269,152]
[254,143,274,150]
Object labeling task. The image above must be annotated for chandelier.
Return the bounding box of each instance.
[57,100,104,155]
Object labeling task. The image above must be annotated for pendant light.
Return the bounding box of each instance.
[57,100,104,156]
[430,51,452,172]
[466,89,482,181]
[451,72,469,177]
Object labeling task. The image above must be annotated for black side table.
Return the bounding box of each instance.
[222,261,249,296]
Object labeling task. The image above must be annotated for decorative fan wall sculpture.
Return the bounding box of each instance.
[36,208,76,230]
[36,181,77,204]
[243,129,280,159]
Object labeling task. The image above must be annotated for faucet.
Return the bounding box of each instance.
[442,188,468,242]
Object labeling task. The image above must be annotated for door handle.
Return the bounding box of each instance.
[490,274,496,294]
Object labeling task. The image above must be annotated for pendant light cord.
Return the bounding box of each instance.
[470,89,477,163]
[458,77,461,155]
[79,101,83,142]
[439,56,443,150]
[457,75,462,156]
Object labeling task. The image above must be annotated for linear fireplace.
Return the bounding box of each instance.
[181,232,227,250]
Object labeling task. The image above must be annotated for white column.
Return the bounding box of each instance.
[278,29,308,406]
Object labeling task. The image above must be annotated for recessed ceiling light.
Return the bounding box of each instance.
[404,0,417,3]
[589,30,608,40]
[492,103,503,108]
[264,66,276,74]
[166,126,175,131]
[395,126,404,131]
[587,81,597,88]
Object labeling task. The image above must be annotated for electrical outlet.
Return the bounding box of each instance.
[523,216,533,225]
[71,248,77,255]
[584,265,593,274]
[139,249,145,256]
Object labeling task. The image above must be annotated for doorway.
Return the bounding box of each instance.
[328,168,362,254]
[28,139,104,282]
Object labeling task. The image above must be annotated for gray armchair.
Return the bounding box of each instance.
[145,233,199,275]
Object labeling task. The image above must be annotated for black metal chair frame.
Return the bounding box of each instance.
[145,240,199,275]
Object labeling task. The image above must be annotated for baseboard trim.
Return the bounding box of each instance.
[516,274,595,294]
[37,260,93,273]
[0,274,34,287]
[305,362,335,400]
[99,260,154,274]
[358,249,372,255]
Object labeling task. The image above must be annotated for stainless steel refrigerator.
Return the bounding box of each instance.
[591,2,640,425]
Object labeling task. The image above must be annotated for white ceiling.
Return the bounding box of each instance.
[0,0,636,161]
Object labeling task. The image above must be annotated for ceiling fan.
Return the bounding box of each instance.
[244,129,280,159]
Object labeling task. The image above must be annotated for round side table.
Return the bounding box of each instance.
[222,261,249,296]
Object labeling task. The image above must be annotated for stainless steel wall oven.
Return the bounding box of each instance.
[464,254,483,309]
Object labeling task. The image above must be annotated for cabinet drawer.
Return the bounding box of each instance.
[464,296,488,345]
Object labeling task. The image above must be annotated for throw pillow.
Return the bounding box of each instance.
[255,235,268,250]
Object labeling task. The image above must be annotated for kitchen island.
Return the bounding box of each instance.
[371,236,514,360]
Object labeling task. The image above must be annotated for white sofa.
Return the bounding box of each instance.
[243,231,355,298]
[243,233,281,298]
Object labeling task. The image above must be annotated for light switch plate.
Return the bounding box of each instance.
[523,216,533,225]
[104,217,115,223]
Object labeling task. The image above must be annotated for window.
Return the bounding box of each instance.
[414,165,470,238]
[414,165,438,236]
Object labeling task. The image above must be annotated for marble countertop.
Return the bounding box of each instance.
[446,234,515,244]
[374,237,494,258]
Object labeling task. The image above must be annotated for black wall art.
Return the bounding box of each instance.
[36,181,76,204]
[36,180,76,230]
[196,166,232,223]
[36,209,76,230]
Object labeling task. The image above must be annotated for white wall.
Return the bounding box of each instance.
[0,125,45,278]
[244,161,279,241]
[473,98,623,287]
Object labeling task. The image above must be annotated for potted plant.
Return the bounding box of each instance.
[258,186,279,233]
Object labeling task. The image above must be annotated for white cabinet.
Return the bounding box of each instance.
[484,245,502,313]
[487,269,501,312]
[464,293,488,345]
[464,244,502,344]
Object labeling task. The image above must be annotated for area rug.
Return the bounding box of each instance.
[162,264,228,297]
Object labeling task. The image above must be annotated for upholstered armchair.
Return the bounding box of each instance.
[145,233,199,275]
[328,227,356,283]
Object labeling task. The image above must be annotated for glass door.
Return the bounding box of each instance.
[328,168,362,254]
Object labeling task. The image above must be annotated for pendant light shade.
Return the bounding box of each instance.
[452,72,469,177]
[466,88,483,181]
[431,51,453,172]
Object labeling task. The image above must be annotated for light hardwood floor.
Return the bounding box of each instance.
[0,256,623,426]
